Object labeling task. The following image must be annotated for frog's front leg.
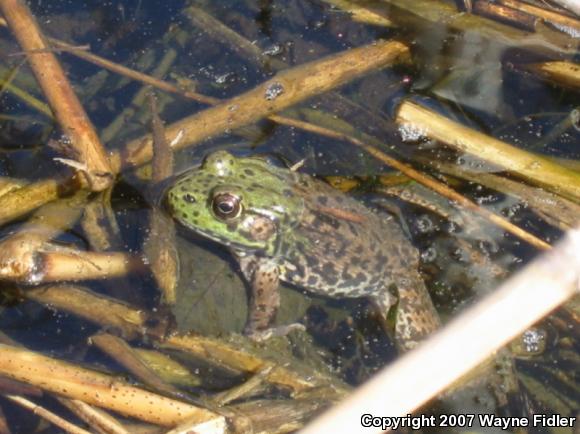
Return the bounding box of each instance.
[237,256,281,336]
[237,256,305,340]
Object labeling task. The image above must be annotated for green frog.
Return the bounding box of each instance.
[166,151,440,351]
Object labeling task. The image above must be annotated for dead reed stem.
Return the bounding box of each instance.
[0,0,113,190]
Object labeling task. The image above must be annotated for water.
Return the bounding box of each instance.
[0,0,578,432]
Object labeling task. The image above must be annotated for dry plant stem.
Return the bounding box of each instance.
[24,285,162,340]
[116,40,410,170]
[0,179,65,226]
[91,333,184,400]
[0,79,53,118]
[101,48,178,144]
[0,192,89,282]
[0,406,10,434]
[185,6,397,138]
[433,162,580,230]
[50,39,216,106]
[185,6,286,70]
[133,349,201,388]
[0,0,113,190]
[523,61,580,90]
[0,345,226,429]
[0,177,24,197]
[162,335,348,396]
[396,101,580,203]
[550,0,580,15]
[57,399,130,434]
[144,94,178,304]
[38,250,144,282]
[213,365,274,406]
[149,95,174,182]
[228,399,327,434]
[318,0,393,26]
[4,395,91,434]
[380,0,576,53]
[497,0,580,31]
[0,376,43,397]
[473,0,538,31]
[271,114,552,250]
[302,227,580,434]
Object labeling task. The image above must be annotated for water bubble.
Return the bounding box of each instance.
[416,215,435,233]
[398,123,427,142]
[521,328,546,354]
[265,82,284,101]
[263,44,283,57]
[421,246,437,262]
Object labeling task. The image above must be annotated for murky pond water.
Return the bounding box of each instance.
[0,0,578,432]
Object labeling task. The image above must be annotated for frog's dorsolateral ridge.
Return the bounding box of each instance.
[166,150,440,351]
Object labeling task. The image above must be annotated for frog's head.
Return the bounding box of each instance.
[166,151,303,256]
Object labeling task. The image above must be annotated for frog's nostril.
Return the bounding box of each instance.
[183,193,196,203]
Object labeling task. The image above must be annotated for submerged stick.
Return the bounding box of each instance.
[143,93,178,305]
[302,227,580,434]
[115,40,410,169]
[0,345,226,428]
[3,395,91,434]
[396,101,580,203]
[0,0,113,191]
[24,285,166,340]
[0,179,71,226]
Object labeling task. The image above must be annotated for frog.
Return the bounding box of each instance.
[166,150,440,351]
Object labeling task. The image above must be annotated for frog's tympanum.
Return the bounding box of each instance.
[166,151,440,351]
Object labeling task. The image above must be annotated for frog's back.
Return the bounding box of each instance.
[279,173,440,349]
[278,173,411,295]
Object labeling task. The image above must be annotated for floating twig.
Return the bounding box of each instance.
[396,100,580,203]
[115,40,410,169]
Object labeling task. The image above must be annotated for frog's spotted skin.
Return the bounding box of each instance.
[167,151,440,351]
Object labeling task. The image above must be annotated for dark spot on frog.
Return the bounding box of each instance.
[341,266,354,281]
[283,189,293,198]
[193,211,200,217]
[311,211,340,231]
[182,193,196,203]
[244,168,255,176]
[317,196,328,206]
[321,262,336,276]
[307,275,319,286]
[354,244,364,255]
[305,255,319,268]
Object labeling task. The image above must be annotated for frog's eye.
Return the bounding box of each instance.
[212,193,242,220]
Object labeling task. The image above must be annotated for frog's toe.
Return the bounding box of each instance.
[246,323,306,341]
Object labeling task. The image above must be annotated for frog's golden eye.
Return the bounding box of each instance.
[212,193,242,220]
